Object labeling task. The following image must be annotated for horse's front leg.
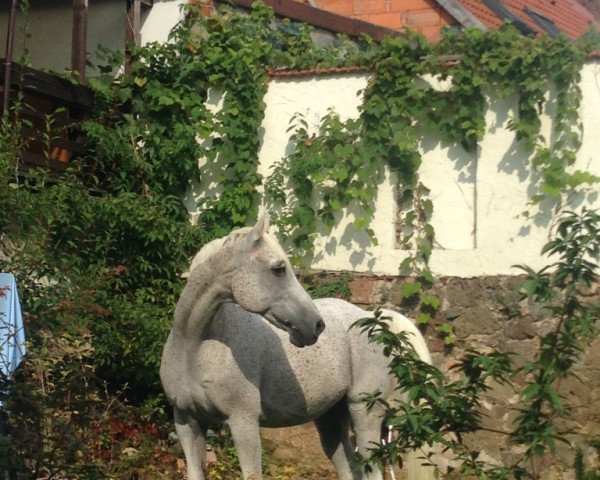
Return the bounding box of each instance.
[227,416,262,479]
[174,408,208,480]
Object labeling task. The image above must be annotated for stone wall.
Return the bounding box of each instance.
[314,272,600,478]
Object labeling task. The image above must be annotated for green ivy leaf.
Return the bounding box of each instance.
[158,95,175,106]
[421,294,440,310]
[403,281,422,298]
[439,322,453,334]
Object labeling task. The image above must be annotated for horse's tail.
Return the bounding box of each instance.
[380,308,437,480]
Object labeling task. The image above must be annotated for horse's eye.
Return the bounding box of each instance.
[271,265,286,277]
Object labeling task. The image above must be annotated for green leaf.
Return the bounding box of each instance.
[421,294,440,310]
[400,257,413,272]
[418,242,432,259]
[353,217,370,230]
[134,76,148,87]
[521,383,540,401]
[328,197,342,210]
[438,322,453,334]
[419,269,435,284]
[403,281,422,298]
[158,95,175,106]
[546,387,564,413]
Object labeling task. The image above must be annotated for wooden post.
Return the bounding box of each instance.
[71,0,88,84]
[125,0,141,74]
[3,0,18,115]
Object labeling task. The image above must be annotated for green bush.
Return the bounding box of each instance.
[354,209,600,478]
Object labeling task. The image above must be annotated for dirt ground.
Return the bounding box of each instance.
[261,423,404,480]
[261,423,337,479]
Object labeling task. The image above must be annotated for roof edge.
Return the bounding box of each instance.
[434,0,488,30]
[267,52,600,78]
[268,65,371,77]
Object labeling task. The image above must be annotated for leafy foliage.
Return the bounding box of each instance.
[0,5,368,477]
[306,274,353,300]
[266,24,597,334]
[353,209,600,479]
[511,209,600,457]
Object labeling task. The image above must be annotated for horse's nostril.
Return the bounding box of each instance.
[315,319,325,336]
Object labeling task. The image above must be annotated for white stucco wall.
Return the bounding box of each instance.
[140,0,187,45]
[191,62,600,278]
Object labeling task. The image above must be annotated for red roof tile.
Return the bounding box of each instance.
[459,0,596,39]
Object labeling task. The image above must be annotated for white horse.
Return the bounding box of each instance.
[160,215,433,480]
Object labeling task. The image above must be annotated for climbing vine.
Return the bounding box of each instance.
[265,23,599,339]
[85,4,599,261]
[353,208,600,478]
[86,2,362,242]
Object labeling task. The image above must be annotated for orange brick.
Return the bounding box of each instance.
[406,8,441,26]
[417,24,442,41]
[388,0,433,12]
[354,0,389,15]
[320,0,356,16]
[361,12,403,29]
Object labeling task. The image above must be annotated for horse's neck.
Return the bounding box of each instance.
[173,259,233,343]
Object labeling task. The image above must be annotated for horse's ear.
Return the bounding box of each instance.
[248,212,269,244]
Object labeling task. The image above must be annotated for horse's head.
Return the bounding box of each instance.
[229,214,325,347]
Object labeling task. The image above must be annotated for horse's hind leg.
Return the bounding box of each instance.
[348,401,385,480]
[314,400,358,480]
[174,408,207,480]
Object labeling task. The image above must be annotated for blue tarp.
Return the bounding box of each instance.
[0,273,26,379]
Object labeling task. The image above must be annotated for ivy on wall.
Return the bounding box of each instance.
[87,2,362,241]
[89,4,597,340]
[86,3,599,254]
[270,27,598,242]
[264,23,599,336]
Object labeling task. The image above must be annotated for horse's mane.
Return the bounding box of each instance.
[186,227,252,276]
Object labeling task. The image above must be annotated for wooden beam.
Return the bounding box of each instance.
[3,0,18,114]
[125,0,141,74]
[435,0,487,29]
[71,0,88,84]
[126,0,141,46]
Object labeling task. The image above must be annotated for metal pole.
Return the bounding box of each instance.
[3,0,19,115]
